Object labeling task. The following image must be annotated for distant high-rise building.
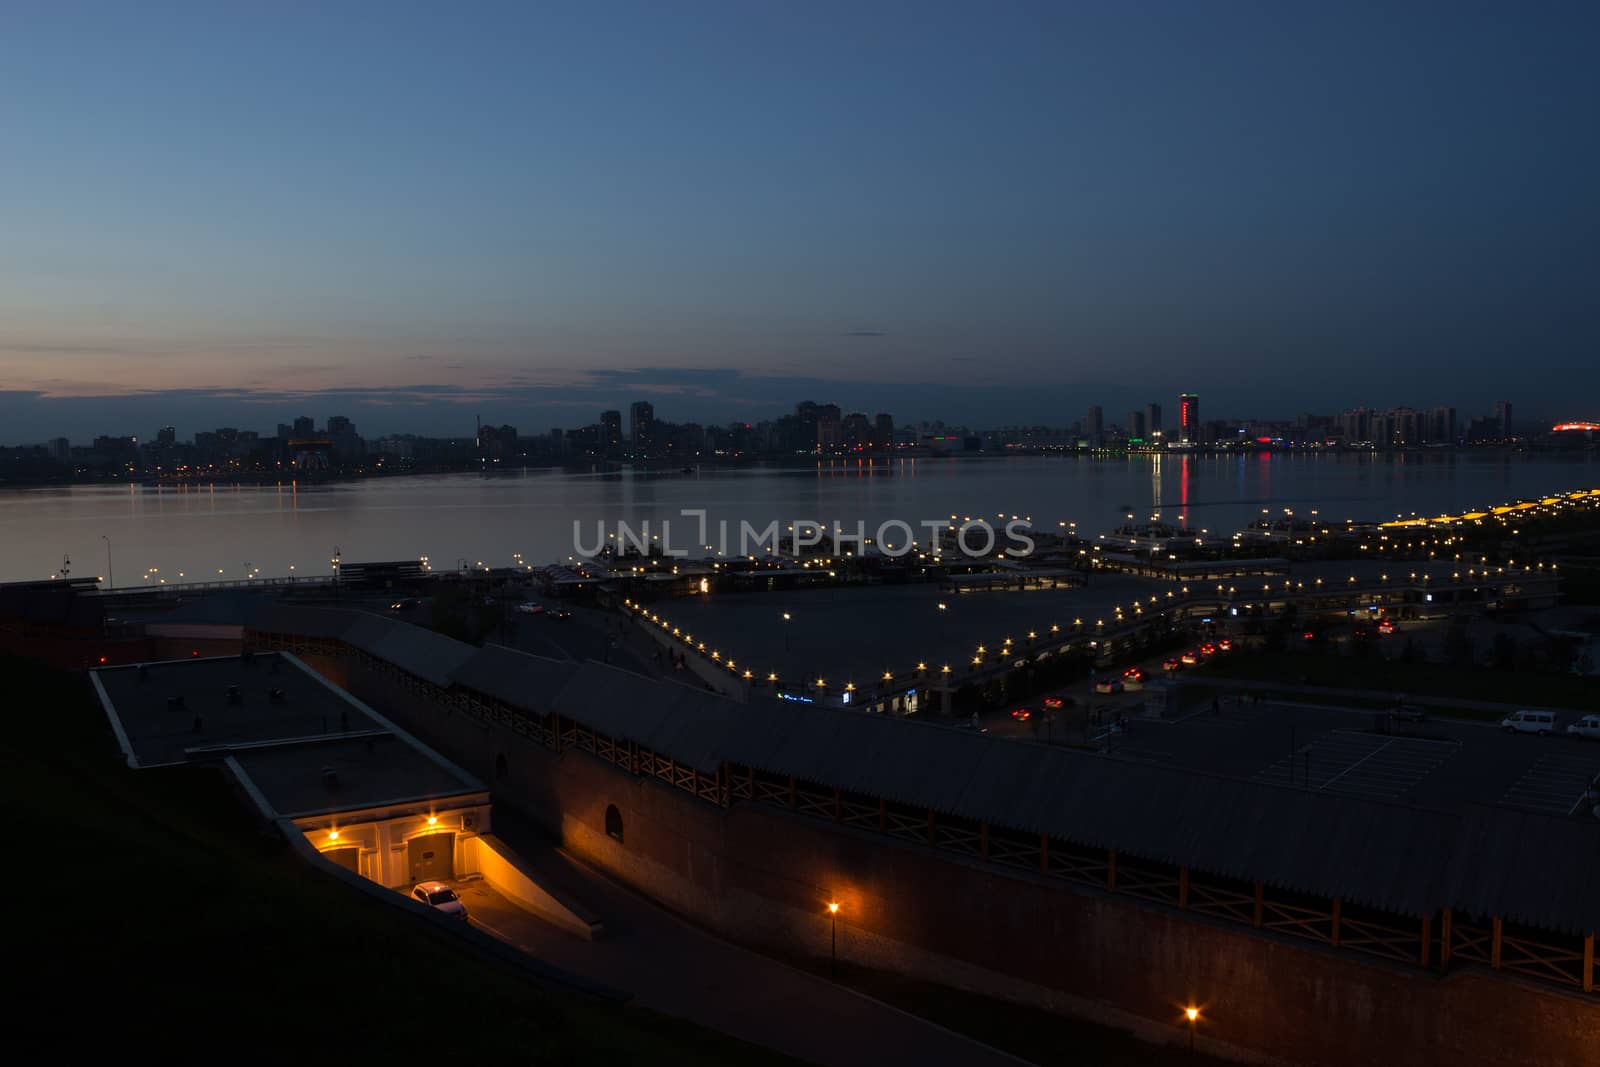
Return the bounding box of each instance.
[47,437,70,461]
[1494,400,1513,439]
[842,412,871,449]
[1127,411,1145,439]
[630,401,655,450]
[816,410,841,450]
[1341,408,1375,445]
[326,416,361,461]
[1178,394,1199,443]
[292,416,314,437]
[1084,405,1103,443]
[1145,402,1162,436]
[479,423,518,461]
[156,426,176,446]
[1427,406,1457,445]
[873,412,894,449]
[600,410,622,451]
[1381,408,1422,448]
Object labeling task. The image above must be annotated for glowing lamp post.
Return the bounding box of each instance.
[1185,1006,1200,1052]
[826,901,840,975]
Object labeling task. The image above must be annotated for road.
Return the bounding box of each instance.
[458,812,1028,1067]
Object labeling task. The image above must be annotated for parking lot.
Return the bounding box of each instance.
[1254,730,1459,801]
[1499,750,1600,815]
[1073,696,1600,819]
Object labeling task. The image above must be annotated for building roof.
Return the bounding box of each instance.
[92,649,484,818]
[0,577,103,629]
[243,602,1600,936]
[229,732,481,817]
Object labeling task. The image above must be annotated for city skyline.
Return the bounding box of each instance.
[0,371,1573,445]
[4,3,1598,438]
[1,388,1536,455]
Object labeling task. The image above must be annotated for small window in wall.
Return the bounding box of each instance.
[495,753,508,779]
[605,804,624,843]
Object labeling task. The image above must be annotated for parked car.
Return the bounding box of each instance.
[1501,710,1556,736]
[1566,714,1600,740]
[411,881,468,920]
[514,602,545,615]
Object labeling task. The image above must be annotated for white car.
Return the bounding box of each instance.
[1566,714,1600,740]
[1501,710,1556,736]
[412,881,469,920]
[514,602,545,615]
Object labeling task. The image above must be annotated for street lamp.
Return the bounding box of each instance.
[826,901,840,976]
[782,612,792,653]
[101,535,113,589]
[1185,1006,1200,1052]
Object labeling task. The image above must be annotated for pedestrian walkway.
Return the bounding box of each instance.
[481,812,1028,1067]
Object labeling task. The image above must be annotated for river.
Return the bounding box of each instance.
[3,452,1596,587]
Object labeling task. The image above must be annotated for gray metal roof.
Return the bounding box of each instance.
[248,602,1600,936]
[449,644,579,708]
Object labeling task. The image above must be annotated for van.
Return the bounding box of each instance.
[1501,710,1556,736]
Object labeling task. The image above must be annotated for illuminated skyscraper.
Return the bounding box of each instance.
[1178,393,1199,443]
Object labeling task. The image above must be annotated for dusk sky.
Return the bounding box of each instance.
[3,1,1597,440]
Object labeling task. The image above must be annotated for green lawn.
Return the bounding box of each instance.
[1191,651,1599,714]
[3,658,797,1063]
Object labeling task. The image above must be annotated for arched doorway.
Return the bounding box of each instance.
[605,804,624,843]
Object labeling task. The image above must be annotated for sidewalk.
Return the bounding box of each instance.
[480,811,1029,1067]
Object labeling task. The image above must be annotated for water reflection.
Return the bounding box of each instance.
[1,453,1593,586]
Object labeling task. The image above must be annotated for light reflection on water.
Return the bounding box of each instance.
[2,452,1593,586]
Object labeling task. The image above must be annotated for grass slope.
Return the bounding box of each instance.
[2,658,796,1063]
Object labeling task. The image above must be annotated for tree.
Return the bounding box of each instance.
[1443,618,1474,667]
[1491,633,1517,672]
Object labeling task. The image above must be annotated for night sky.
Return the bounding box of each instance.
[3,1,1597,439]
